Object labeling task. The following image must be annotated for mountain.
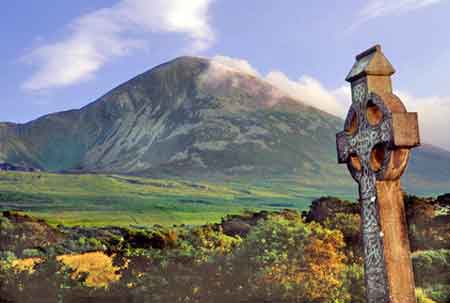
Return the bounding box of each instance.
[0,56,449,194]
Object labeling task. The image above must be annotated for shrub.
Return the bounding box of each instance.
[413,249,450,286]
[22,248,43,258]
[182,225,241,261]
[416,288,438,303]
[423,284,450,303]
[341,263,365,303]
[87,237,103,250]
[0,216,13,231]
[0,250,16,262]
[77,236,86,247]
[231,217,349,303]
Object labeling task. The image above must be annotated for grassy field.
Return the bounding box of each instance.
[0,171,358,227]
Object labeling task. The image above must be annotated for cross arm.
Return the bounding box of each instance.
[391,112,420,148]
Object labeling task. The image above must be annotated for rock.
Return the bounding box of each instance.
[221,219,251,237]
[304,196,359,223]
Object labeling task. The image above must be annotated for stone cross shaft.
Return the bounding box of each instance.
[336,45,420,303]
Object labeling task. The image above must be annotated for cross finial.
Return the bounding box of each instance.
[346,44,396,98]
[346,45,395,82]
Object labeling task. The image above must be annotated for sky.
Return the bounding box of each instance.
[2,0,450,149]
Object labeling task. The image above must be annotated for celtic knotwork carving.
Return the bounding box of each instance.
[340,92,393,181]
[337,91,394,303]
[351,79,367,104]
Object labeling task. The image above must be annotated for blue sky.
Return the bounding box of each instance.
[2,0,450,148]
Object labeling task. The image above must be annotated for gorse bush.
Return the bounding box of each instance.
[0,254,86,303]
[231,217,348,302]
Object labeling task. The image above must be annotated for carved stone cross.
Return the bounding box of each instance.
[336,45,420,303]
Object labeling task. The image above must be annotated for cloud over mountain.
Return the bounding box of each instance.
[210,55,349,117]
[210,55,450,150]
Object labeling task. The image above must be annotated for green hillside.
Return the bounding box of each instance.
[0,171,354,227]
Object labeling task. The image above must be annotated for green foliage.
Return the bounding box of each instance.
[413,249,450,286]
[416,288,438,303]
[87,237,103,249]
[323,212,360,237]
[75,237,104,252]
[341,263,365,303]
[22,248,44,258]
[179,225,242,262]
[0,250,16,262]
[422,284,450,303]
[77,237,86,247]
[228,217,349,302]
[0,216,13,230]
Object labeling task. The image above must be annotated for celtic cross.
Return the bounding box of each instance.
[336,45,420,303]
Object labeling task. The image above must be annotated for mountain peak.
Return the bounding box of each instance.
[143,55,210,76]
[0,57,449,194]
[171,55,209,63]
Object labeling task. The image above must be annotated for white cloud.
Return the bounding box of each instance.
[211,55,260,77]
[396,91,450,150]
[209,55,349,116]
[265,72,348,117]
[22,0,214,91]
[209,55,450,150]
[358,0,443,22]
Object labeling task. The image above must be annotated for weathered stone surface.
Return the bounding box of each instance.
[392,113,420,147]
[337,45,419,303]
